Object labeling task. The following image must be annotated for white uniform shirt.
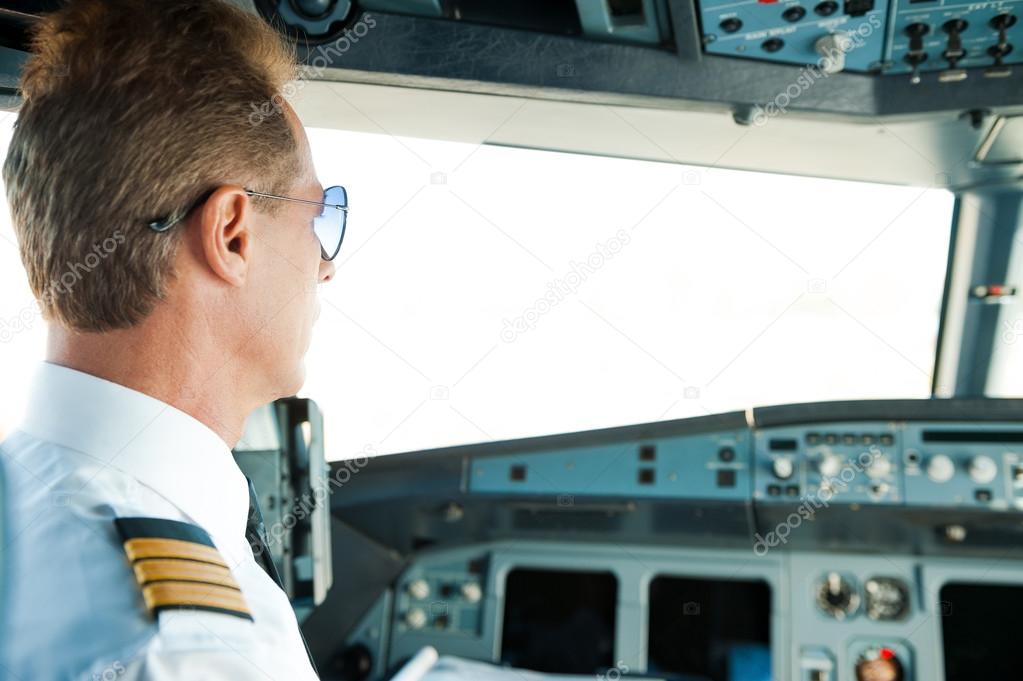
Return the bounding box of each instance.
[0,362,319,680]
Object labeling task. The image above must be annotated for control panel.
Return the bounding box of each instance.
[887,2,1022,78]
[468,419,1023,512]
[756,421,1023,511]
[754,425,901,504]
[325,401,1023,680]
[469,430,750,500]
[902,425,1023,510]
[394,557,487,638]
[698,0,1022,77]
[700,0,891,73]
[333,542,1023,681]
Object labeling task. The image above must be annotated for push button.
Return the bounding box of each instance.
[719,17,743,33]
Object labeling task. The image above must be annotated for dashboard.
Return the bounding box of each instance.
[254,0,1023,80]
[308,399,1023,681]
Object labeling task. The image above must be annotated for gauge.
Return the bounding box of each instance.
[864,577,910,621]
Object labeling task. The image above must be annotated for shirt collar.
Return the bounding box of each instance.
[17,361,250,546]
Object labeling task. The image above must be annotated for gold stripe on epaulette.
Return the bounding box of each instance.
[141,580,252,618]
[133,558,239,589]
[124,537,227,566]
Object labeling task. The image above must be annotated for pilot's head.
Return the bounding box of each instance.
[3,0,335,415]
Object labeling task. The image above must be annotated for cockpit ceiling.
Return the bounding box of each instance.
[292,79,1023,189]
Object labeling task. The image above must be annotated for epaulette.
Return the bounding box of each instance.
[114,517,252,621]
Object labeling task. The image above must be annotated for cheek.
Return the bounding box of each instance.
[292,223,323,275]
[288,241,321,332]
[257,223,320,339]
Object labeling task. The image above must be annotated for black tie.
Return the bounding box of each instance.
[245,477,319,676]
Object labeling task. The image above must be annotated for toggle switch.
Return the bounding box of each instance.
[941,19,968,68]
[904,23,930,83]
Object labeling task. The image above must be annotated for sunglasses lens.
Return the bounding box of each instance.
[314,186,347,261]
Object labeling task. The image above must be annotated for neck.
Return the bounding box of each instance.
[46,307,257,447]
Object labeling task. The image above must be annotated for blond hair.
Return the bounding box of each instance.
[4,0,300,331]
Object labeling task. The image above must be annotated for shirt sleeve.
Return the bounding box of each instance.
[114,611,319,681]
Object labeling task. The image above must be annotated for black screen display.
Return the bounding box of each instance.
[500,567,617,674]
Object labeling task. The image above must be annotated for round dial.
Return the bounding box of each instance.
[461,582,482,603]
[819,453,844,479]
[968,455,998,484]
[866,454,893,479]
[407,578,430,600]
[404,608,427,629]
[864,577,910,621]
[927,454,955,483]
[772,457,795,480]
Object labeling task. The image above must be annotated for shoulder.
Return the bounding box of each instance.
[0,436,262,679]
[2,437,154,679]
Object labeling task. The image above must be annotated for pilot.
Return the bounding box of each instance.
[0,0,338,679]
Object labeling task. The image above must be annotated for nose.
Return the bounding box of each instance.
[318,257,336,283]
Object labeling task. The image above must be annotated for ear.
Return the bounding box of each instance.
[196,185,252,287]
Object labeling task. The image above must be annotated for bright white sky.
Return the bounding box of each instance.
[0,117,955,460]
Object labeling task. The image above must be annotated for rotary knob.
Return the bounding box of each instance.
[772,457,795,480]
[968,455,998,484]
[864,578,910,621]
[815,33,853,74]
[819,453,844,479]
[404,608,427,629]
[461,582,482,603]
[407,579,430,600]
[866,455,892,479]
[293,0,333,17]
[927,454,955,483]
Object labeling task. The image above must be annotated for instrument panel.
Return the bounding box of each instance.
[756,422,1023,510]
[252,0,1023,83]
[699,0,1023,78]
[337,542,1023,680]
[320,400,1023,681]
